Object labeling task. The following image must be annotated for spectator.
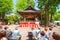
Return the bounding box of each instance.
[0,26,3,39]
[36,28,41,35]
[0,26,3,31]
[12,27,21,40]
[52,32,58,40]
[6,28,12,40]
[44,28,49,39]
[48,28,53,38]
[31,28,37,38]
[26,32,36,40]
[3,27,8,37]
[1,27,8,40]
[38,31,48,40]
[36,28,41,40]
[49,35,55,40]
[1,37,8,40]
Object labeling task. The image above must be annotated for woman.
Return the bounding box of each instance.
[1,27,8,40]
[26,32,36,40]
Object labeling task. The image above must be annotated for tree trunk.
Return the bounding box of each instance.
[2,13,5,21]
[0,13,2,21]
[1,12,5,22]
[45,5,49,27]
[0,13,1,21]
[50,14,53,22]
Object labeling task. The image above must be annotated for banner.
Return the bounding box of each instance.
[19,22,40,28]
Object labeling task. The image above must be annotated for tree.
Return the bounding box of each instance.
[0,0,13,21]
[49,6,56,22]
[38,0,60,27]
[16,0,35,10]
[5,14,23,24]
[54,11,60,21]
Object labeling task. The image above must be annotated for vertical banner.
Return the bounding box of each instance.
[19,22,40,28]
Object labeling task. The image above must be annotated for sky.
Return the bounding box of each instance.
[13,0,16,4]
[13,0,60,11]
[57,5,60,11]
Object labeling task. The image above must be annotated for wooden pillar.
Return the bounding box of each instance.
[39,13,42,26]
[24,18,26,21]
[41,13,42,26]
[34,15,36,21]
[23,16,26,21]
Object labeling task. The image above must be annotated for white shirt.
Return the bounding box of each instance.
[36,29,41,38]
[48,30,53,37]
[12,30,21,39]
[38,36,48,40]
[31,30,37,37]
[44,30,53,39]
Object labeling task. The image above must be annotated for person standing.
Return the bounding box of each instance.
[26,32,36,40]
[38,31,48,40]
[36,28,41,40]
[48,28,53,38]
[44,28,49,40]
[6,28,12,40]
[12,27,21,40]
[31,28,37,38]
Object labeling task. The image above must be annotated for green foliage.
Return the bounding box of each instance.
[54,11,60,20]
[38,0,60,15]
[16,0,35,10]
[7,15,14,23]
[0,0,13,13]
[38,0,60,26]
[5,13,23,23]
[38,0,60,16]
[0,0,13,21]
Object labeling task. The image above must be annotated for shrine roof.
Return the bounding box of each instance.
[25,5,37,11]
[17,5,41,13]
[17,10,41,13]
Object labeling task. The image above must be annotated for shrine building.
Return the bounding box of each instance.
[17,5,42,26]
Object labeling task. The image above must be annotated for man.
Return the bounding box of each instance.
[6,28,12,40]
[31,28,37,38]
[36,28,41,40]
[44,28,49,39]
[48,28,53,38]
[12,27,21,40]
[36,28,41,35]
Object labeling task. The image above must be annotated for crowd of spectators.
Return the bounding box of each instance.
[0,25,60,40]
[0,26,21,40]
